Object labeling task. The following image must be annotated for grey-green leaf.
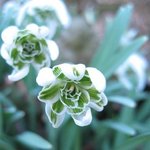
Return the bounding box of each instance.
[90,4,133,68]
[15,131,52,149]
[103,120,136,135]
[115,132,150,150]
[108,95,136,108]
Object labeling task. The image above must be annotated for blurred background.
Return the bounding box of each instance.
[0,0,150,150]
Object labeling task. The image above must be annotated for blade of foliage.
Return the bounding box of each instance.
[103,36,147,78]
[15,131,52,149]
[0,104,2,135]
[108,95,136,108]
[60,120,80,150]
[90,3,147,79]
[91,4,133,68]
[103,120,136,135]
[115,132,150,150]
[0,93,15,107]
[137,98,150,121]
[0,139,16,150]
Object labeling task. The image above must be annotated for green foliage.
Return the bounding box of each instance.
[16,131,52,149]
[0,2,150,150]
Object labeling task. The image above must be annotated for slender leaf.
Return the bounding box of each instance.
[16,131,52,149]
[60,120,79,150]
[103,120,136,135]
[108,95,136,108]
[115,132,150,150]
[103,36,148,78]
[91,4,133,67]
[0,139,16,150]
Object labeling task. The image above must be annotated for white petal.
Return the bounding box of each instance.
[87,67,106,92]
[1,26,18,44]
[89,93,108,111]
[1,44,10,60]
[36,67,56,86]
[8,65,29,81]
[128,54,148,90]
[89,102,104,112]
[101,92,108,106]
[121,29,137,46]
[39,26,50,37]
[16,3,28,26]
[26,24,39,36]
[45,103,65,128]
[72,108,92,127]
[59,63,86,81]
[47,40,59,61]
[52,0,71,27]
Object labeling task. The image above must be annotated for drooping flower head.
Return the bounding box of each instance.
[1,24,59,81]
[36,63,107,128]
[116,29,148,91]
[16,0,71,37]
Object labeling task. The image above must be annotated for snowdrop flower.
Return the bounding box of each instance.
[116,54,148,91]
[120,29,137,46]
[16,0,71,37]
[36,64,107,128]
[0,24,59,81]
[116,29,148,91]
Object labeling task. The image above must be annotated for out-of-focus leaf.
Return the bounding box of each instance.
[91,4,133,68]
[115,132,150,150]
[0,93,14,107]
[108,95,136,108]
[103,36,148,78]
[103,120,136,135]
[0,139,16,150]
[137,98,150,121]
[90,3,147,79]
[16,131,52,149]
[60,120,80,150]
[0,104,2,135]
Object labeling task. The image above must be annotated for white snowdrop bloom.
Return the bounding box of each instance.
[0,24,59,81]
[116,54,148,91]
[116,29,148,91]
[36,64,107,128]
[16,0,71,37]
[120,29,137,46]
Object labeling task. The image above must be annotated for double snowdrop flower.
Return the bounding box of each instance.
[116,54,148,91]
[0,24,59,81]
[36,63,107,128]
[116,29,148,91]
[16,0,71,37]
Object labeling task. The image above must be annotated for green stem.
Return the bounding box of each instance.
[0,103,3,136]
[28,95,37,131]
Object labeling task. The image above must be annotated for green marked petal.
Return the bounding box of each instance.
[87,87,101,102]
[52,100,65,114]
[53,66,69,80]
[79,75,92,89]
[78,90,90,108]
[46,104,65,128]
[11,48,19,60]
[53,66,62,76]
[38,83,60,101]
[89,101,104,112]
[60,95,75,107]
[34,53,46,64]
[68,107,83,115]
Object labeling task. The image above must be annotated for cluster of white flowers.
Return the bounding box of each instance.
[0,0,107,128]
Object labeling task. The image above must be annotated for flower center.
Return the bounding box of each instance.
[23,41,36,54]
